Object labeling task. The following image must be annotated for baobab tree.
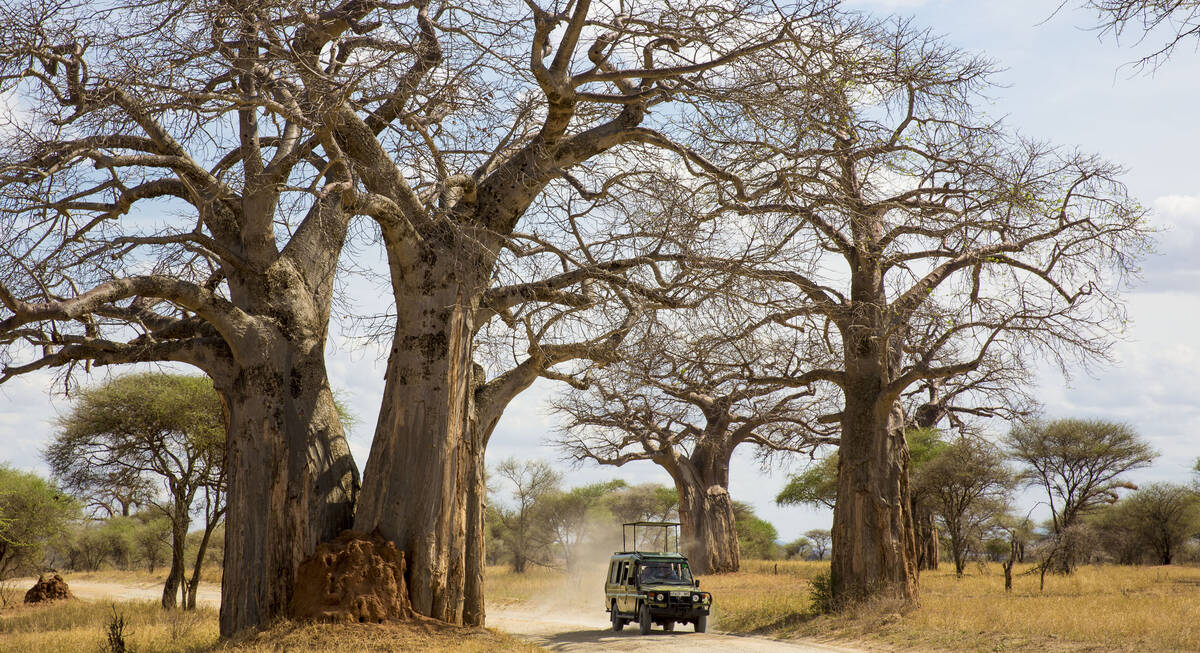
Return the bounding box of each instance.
[0,0,839,633]
[338,0,840,626]
[554,311,839,574]
[673,19,1154,606]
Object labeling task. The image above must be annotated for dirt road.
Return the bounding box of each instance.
[487,607,864,653]
[10,576,221,608]
[33,579,864,652]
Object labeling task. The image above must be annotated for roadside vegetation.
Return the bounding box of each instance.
[0,599,537,653]
[485,559,1200,652]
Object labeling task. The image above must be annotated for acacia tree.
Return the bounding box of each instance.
[0,466,78,580]
[0,0,830,632]
[805,529,831,560]
[677,20,1154,605]
[47,373,225,609]
[1110,483,1199,565]
[913,437,1011,576]
[1008,419,1154,537]
[555,314,838,574]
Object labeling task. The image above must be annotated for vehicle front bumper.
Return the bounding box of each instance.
[644,594,711,619]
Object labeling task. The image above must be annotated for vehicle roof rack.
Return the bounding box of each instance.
[622,521,681,554]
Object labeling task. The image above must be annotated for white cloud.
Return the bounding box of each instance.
[1153,194,1200,225]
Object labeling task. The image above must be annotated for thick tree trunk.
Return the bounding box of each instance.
[675,481,739,574]
[218,353,359,637]
[830,394,918,607]
[355,243,481,624]
[666,445,739,575]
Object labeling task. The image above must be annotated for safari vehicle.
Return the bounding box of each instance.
[604,521,712,635]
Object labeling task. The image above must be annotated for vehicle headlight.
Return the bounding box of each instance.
[655,593,664,601]
[691,594,700,602]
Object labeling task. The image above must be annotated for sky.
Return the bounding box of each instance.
[2,0,1199,544]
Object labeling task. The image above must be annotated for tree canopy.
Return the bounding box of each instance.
[48,372,226,608]
[0,465,78,579]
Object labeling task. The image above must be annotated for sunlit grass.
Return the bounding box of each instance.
[0,599,218,652]
[484,559,1200,651]
[0,594,538,653]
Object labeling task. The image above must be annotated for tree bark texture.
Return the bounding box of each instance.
[666,448,740,575]
[830,394,918,606]
[461,410,489,626]
[218,349,359,636]
[355,239,483,624]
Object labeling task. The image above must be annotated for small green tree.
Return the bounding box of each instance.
[0,466,79,579]
[542,480,626,573]
[776,458,838,510]
[130,513,171,573]
[605,484,679,525]
[914,438,1012,576]
[804,529,832,561]
[48,373,225,609]
[1120,483,1200,565]
[782,537,812,560]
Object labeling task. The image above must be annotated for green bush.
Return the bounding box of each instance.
[808,570,833,614]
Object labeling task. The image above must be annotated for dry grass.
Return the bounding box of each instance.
[0,599,218,652]
[0,599,538,653]
[214,618,543,653]
[484,559,1200,652]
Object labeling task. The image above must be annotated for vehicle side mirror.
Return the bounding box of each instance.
[694,579,700,588]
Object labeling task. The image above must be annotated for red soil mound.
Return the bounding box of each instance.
[289,529,412,624]
[23,573,74,603]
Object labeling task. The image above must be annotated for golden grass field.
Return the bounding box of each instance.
[0,591,537,653]
[4,562,1200,651]
[488,559,1200,652]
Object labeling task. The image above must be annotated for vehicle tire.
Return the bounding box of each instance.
[611,601,624,632]
[638,602,652,635]
[663,621,675,632]
[695,615,707,633]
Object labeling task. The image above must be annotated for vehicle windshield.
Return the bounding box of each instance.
[637,562,693,585]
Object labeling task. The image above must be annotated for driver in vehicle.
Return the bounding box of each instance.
[640,563,682,584]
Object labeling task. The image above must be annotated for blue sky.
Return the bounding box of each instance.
[2,0,1198,543]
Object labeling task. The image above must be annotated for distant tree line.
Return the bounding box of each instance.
[777,420,1200,577]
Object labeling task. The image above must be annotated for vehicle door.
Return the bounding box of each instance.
[618,561,637,613]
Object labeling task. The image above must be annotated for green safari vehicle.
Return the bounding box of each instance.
[604,521,712,635]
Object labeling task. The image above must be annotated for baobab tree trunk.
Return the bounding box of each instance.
[830,393,918,607]
[666,450,740,575]
[355,239,484,624]
[218,353,359,637]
